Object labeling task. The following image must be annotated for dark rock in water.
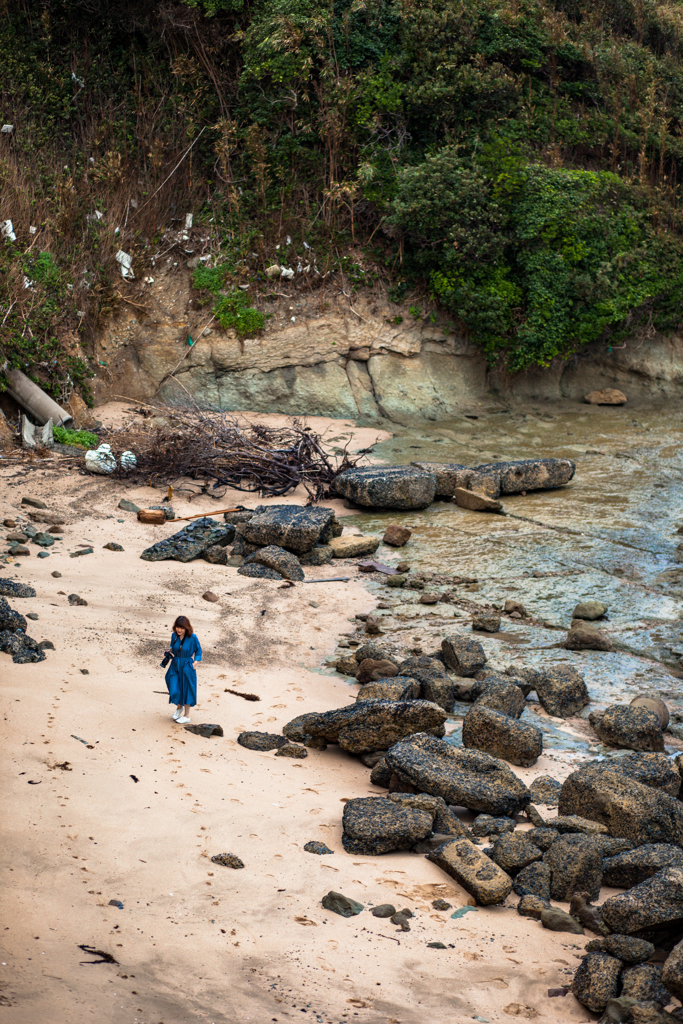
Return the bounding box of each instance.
[545,834,602,901]
[0,579,36,598]
[410,462,469,498]
[571,752,680,797]
[237,563,284,580]
[356,658,399,684]
[474,458,576,494]
[371,904,396,918]
[211,853,244,869]
[322,891,364,917]
[427,838,513,905]
[432,898,452,911]
[517,894,552,920]
[590,705,665,753]
[334,465,437,510]
[396,658,454,712]
[203,545,228,565]
[572,953,622,1011]
[275,742,308,758]
[141,517,234,562]
[662,941,683,1001]
[600,866,683,935]
[244,544,305,581]
[491,833,543,875]
[240,505,337,554]
[283,700,447,755]
[463,706,542,767]
[513,861,551,899]
[566,620,614,652]
[356,678,420,702]
[559,770,683,848]
[535,665,590,718]
[472,612,501,633]
[103,542,124,552]
[385,734,530,816]
[0,598,27,633]
[383,524,412,547]
[524,827,558,851]
[602,845,683,888]
[541,908,584,935]
[441,634,487,677]
[388,792,468,836]
[342,796,433,854]
[184,723,223,738]
[585,936,655,965]
[475,670,532,698]
[529,776,562,807]
[299,545,333,565]
[304,841,333,855]
[237,731,286,751]
[68,594,88,606]
[622,964,670,1006]
[471,814,516,837]
[471,680,525,719]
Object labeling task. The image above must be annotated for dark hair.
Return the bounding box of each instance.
[173,615,193,636]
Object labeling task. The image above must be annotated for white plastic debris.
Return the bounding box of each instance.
[115,250,134,280]
[120,450,137,472]
[303,241,310,249]
[1,124,14,134]
[143,276,155,285]
[280,267,294,279]
[184,213,193,230]
[29,226,37,234]
[1,220,16,241]
[238,284,250,290]
[85,443,116,475]
[266,264,281,278]
[129,199,138,209]
[291,316,296,322]
[286,235,291,245]
[23,276,33,290]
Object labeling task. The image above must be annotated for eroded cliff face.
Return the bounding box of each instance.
[94,259,683,421]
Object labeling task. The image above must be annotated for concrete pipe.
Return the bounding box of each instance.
[4,369,73,426]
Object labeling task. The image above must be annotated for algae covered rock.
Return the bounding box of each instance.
[462,705,543,767]
[243,544,305,581]
[545,833,602,901]
[529,776,562,807]
[341,796,434,854]
[333,465,437,510]
[474,458,576,494]
[513,861,551,900]
[237,731,286,751]
[141,517,234,562]
[283,700,447,754]
[662,939,683,1001]
[427,838,513,905]
[517,894,552,919]
[585,936,655,965]
[600,866,683,935]
[0,578,36,598]
[591,704,665,753]
[622,964,670,1006]
[535,664,590,718]
[572,953,623,1012]
[602,845,683,888]
[490,833,543,875]
[237,563,284,580]
[240,504,337,554]
[441,634,487,677]
[471,814,516,837]
[356,678,420,702]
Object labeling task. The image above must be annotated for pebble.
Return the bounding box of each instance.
[419,593,439,604]
[211,853,244,869]
[108,899,124,909]
[103,542,124,551]
[37,552,50,559]
[51,571,62,578]
[21,497,47,509]
[2,519,16,528]
[68,594,88,606]
[27,613,39,620]
[70,548,93,558]
[202,591,219,602]
[303,841,333,855]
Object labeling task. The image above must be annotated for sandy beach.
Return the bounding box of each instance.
[0,408,624,1024]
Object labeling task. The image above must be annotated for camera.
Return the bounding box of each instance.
[160,652,172,668]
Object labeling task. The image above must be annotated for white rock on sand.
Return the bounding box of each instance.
[0,404,590,1024]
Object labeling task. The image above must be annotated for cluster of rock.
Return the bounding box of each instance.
[140,505,351,581]
[0,581,46,663]
[333,457,576,511]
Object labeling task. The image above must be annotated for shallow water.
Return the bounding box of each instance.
[337,402,683,755]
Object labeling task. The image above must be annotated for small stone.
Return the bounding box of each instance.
[584,389,627,405]
[427,941,447,949]
[383,525,411,547]
[453,487,502,512]
[275,743,308,758]
[118,498,140,513]
[2,519,16,528]
[572,953,622,1011]
[472,612,501,632]
[202,591,219,603]
[321,891,364,917]
[48,525,63,534]
[565,620,613,651]
[370,904,396,918]
[396,561,410,572]
[67,593,88,606]
[237,732,286,751]
[51,571,62,578]
[329,535,381,558]
[573,600,608,620]
[36,552,50,559]
[303,841,333,855]
[21,497,47,509]
[419,592,440,604]
[103,542,124,551]
[183,723,223,738]
[541,908,584,934]
[211,853,244,869]
[529,776,562,807]
[8,544,29,556]
[385,574,406,587]
[365,616,382,635]
[504,599,527,617]
[108,899,124,909]
[38,640,55,650]
[26,612,38,620]
[391,911,411,931]
[432,898,452,911]
[70,547,93,558]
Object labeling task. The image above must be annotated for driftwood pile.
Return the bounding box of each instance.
[104,410,368,502]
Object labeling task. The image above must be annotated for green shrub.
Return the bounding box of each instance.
[53,427,99,449]
[191,264,265,336]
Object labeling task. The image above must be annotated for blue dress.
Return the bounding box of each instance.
[165,633,202,707]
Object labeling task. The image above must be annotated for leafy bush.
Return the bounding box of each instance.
[53,427,99,449]
[191,264,266,336]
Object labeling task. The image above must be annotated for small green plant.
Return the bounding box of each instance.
[409,305,421,318]
[191,264,265,336]
[53,426,99,449]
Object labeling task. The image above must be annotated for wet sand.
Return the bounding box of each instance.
[1,401,679,1024]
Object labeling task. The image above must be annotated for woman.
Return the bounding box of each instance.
[164,615,202,724]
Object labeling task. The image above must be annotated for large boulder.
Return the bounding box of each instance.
[600,867,683,936]
[0,629,46,664]
[559,770,683,848]
[513,861,551,899]
[384,734,531,816]
[427,838,513,905]
[141,516,234,562]
[572,752,680,797]
[282,700,447,754]
[471,680,526,719]
[572,953,623,1012]
[590,705,665,753]
[387,792,468,836]
[341,797,433,854]
[441,635,487,677]
[243,544,305,581]
[333,465,437,510]
[462,705,543,767]
[356,678,421,702]
[662,940,683,1001]
[397,657,454,712]
[585,936,655,964]
[239,504,338,554]
[602,845,683,888]
[0,579,36,598]
[410,462,469,498]
[0,597,27,633]
[622,964,670,1006]
[544,834,602,901]
[535,665,590,718]
[490,833,543,875]
[474,458,576,494]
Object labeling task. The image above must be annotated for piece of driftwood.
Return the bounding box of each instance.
[225,688,260,701]
[137,508,166,524]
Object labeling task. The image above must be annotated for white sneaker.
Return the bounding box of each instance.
[177,716,191,724]
[172,708,182,721]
